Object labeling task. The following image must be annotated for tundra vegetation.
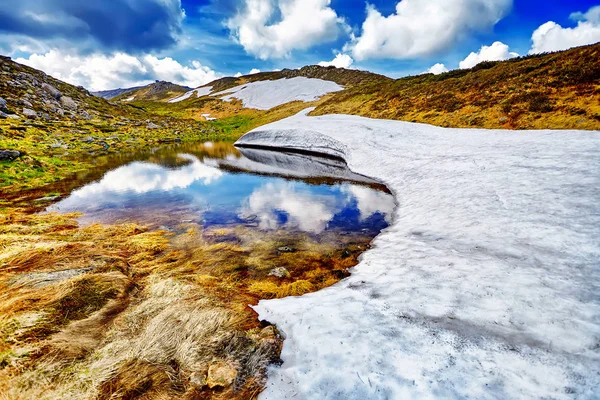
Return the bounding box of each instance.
[0,43,599,399]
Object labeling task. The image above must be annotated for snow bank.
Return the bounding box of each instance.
[236,110,600,399]
[212,77,343,110]
[168,86,212,103]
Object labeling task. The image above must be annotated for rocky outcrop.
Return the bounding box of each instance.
[59,96,77,111]
[41,83,62,99]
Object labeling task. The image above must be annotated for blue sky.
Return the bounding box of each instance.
[0,0,598,90]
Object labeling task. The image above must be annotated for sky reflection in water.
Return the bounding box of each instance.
[48,143,395,234]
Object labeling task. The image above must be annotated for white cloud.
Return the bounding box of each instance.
[241,181,341,233]
[249,68,261,74]
[234,72,242,77]
[318,53,354,68]
[227,0,347,59]
[459,41,518,69]
[348,0,512,61]
[425,63,449,75]
[530,6,600,54]
[16,50,220,91]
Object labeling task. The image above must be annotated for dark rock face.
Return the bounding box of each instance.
[0,149,21,161]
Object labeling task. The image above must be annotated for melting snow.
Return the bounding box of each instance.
[236,109,600,399]
[168,86,212,103]
[213,77,343,110]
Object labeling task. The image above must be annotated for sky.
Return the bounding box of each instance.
[0,0,598,91]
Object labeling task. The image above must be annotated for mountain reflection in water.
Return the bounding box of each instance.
[47,142,395,234]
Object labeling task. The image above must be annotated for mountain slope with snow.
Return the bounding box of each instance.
[212,77,343,110]
[236,110,600,399]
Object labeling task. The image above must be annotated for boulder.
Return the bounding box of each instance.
[146,122,160,129]
[22,100,33,108]
[60,96,77,111]
[0,97,6,111]
[189,371,208,388]
[7,114,20,120]
[277,246,296,253]
[0,149,21,161]
[80,110,91,120]
[207,361,237,388]
[269,267,291,278]
[22,108,37,119]
[42,83,62,99]
[0,111,6,119]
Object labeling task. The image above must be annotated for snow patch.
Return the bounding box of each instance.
[213,77,343,110]
[168,86,213,103]
[236,111,600,399]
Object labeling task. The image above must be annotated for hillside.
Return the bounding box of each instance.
[0,56,211,194]
[92,86,144,100]
[109,81,191,103]
[313,43,600,130]
[122,44,600,133]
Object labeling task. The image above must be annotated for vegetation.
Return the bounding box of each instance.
[312,43,600,130]
[0,211,371,399]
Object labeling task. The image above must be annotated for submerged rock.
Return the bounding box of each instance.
[207,361,237,388]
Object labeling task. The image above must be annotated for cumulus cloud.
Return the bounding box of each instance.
[425,63,449,75]
[234,72,243,77]
[227,0,346,59]
[249,68,261,74]
[530,6,600,54]
[16,50,219,91]
[348,0,512,61]
[0,0,185,53]
[318,53,354,68]
[459,41,518,69]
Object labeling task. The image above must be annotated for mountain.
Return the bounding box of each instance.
[313,42,600,130]
[92,86,145,100]
[124,43,600,131]
[101,81,192,103]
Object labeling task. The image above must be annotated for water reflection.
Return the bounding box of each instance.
[48,143,395,234]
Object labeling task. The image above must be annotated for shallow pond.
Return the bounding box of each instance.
[47,142,395,237]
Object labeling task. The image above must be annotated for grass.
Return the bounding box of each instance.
[0,209,373,399]
[312,43,600,130]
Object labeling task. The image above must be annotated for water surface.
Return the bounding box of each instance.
[48,142,395,236]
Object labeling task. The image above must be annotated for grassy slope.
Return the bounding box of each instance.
[313,43,600,130]
[0,57,213,195]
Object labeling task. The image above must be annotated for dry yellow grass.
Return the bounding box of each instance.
[0,211,373,399]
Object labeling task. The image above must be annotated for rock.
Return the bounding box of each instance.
[0,111,6,119]
[259,325,279,340]
[41,83,62,99]
[80,136,96,143]
[59,96,77,111]
[22,108,37,119]
[499,116,508,123]
[80,110,91,120]
[278,246,296,253]
[146,122,160,129]
[207,361,237,388]
[0,97,6,111]
[0,149,21,161]
[269,267,291,278]
[22,100,33,108]
[189,371,208,388]
[6,114,20,120]
[34,195,61,202]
